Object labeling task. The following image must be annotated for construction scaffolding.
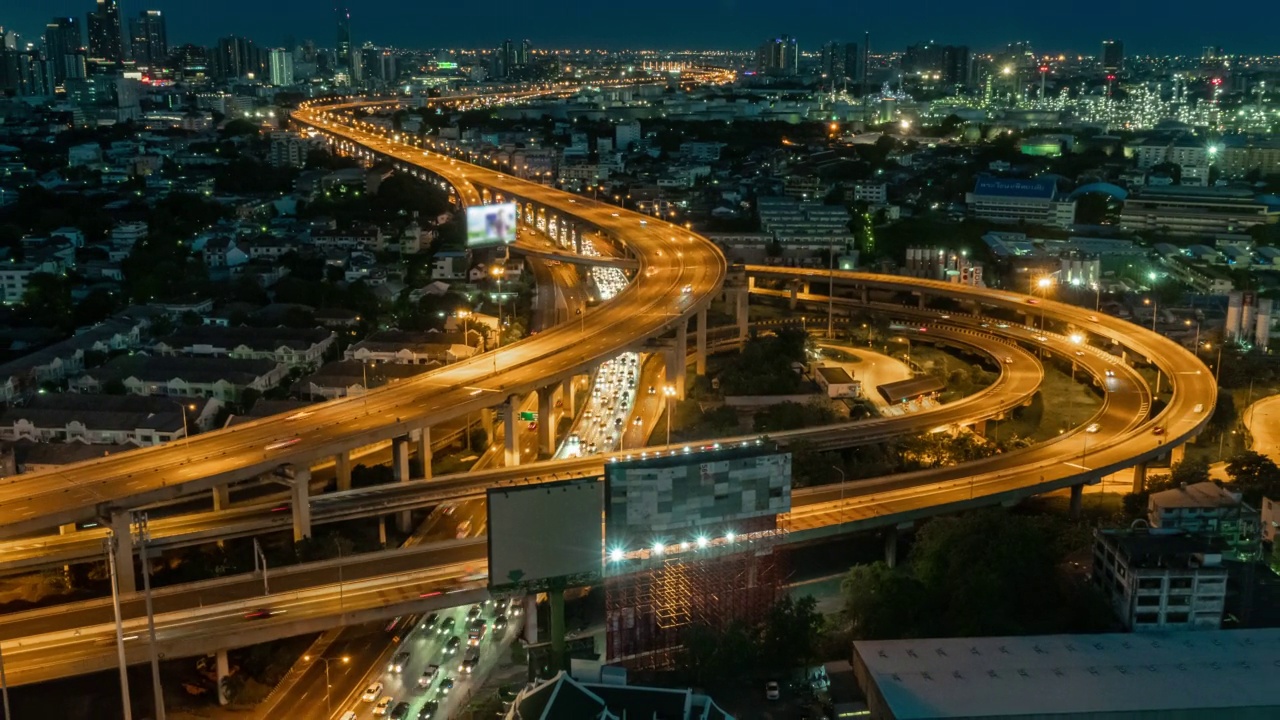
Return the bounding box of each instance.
[604,514,787,670]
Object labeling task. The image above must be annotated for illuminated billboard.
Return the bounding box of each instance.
[604,446,792,546]
[466,202,517,248]
[487,478,604,593]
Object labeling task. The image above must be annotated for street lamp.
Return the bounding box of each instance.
[831,465,846,524]
[1035,276,1052,329]
[1185,318,1201,350]
[1143,296,1157,332]
[491,265,506,350]
[663,385,677,446]
[303,654,351,715]
[171,401,196,448]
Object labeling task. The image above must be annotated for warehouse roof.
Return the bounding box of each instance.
[854,629,1280,719]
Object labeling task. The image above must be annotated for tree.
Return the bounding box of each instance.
[841,562,934,639]
[760,595,824,670]
[1225,450,1280,505]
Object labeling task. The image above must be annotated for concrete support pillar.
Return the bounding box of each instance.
[972,419,987,436]
[789,283,799,310]
[564,376,577,414]
[1070,483,1084,518]
[549,588,567,672]
[1169,443,1185,466]
[378,516,387,548]
[524,595,539,644]
[732,288,749,342]
[917,294,927,309]
[884,529,899,569]
[1154,370,1163,396]
[665,344,686,400]
[212,484,230,511]
[537,386,556,457]
[695,307,708,376]
[800,281,810,295]
[480,407,495,441]
[392,436,410,482]
[415,427,432,479]
[291,469,312,542]
[335,450,353,492]
[216,649,231,706]
[504,396,520,467]
[1132,462,1148,494]
[110,512,137,595]
[860,286,869,304]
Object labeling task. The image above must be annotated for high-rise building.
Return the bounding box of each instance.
[268,47,294,86]
[757,35,799,77]
[128,10,167,66]
[1101,39,1123,74]
[902,41,970,86]
[497,38,531,79]
[44,17,83,83]
[86,0,124,63]
[0,49,54,96]
[215,36,263,80]
[335,4,352,70]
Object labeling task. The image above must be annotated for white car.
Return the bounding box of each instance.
[1086,423,1100,433]
[340,713,357,720]
[373,696,395,716]
[765,681,780,700]
[361,682,384,702]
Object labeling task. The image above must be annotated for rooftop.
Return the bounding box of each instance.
[854,628,1280,719]
[971,175,1057,200]
[1097,528,1226,570]
[1149,481,1247,511]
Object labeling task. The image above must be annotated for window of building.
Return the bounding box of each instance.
[1136,595,1161,606]
[1134,612,1159,624]
[1169,577,1193,590]
[1166,612,1189,623]
[1137,578,1163,590]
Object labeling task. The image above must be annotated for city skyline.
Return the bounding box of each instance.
[5,0,1280,55]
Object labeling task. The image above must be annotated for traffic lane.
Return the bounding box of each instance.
[0,181,723,534]
[0,541,487,643]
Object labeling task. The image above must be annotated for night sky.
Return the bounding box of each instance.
[7,0,1279,55]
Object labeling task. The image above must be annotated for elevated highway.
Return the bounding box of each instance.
[0,102,729,541]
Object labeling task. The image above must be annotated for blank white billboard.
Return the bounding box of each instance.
[487,479,603,593]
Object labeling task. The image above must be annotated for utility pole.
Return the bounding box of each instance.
[133,513,166,720]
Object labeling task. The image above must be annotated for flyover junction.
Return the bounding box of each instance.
[0,97,1216,687]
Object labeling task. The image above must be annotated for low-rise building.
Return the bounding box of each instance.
[966,175,1076,229]
[506,668,733,720]
[1120,186,1280,236]
[153,326,335,368]
[0,317,148,401]
[1091,528,1228,631]
[814,365,861,398]
[69,355,286,401]
[294,359,433,399]
[0,394,213,446]
[345,329,481,366]
[1148,481,1260,559]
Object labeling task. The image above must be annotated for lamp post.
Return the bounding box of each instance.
[1067,334,1084,430]
[133,513,166,720]
[1185,318,1201,352]
[663,385,677,446]
[827,237,837,339]
[491,265,506,350]
[303,655,350,715]
[171,400,196,448]
[105,533,134,720]
[1035,276,1052,330]
[1143,296,1158,332]
[831,465,846,524]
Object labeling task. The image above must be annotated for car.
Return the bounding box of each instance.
[438,617,456,635]
[362,683,384,702]
[418,663,440,688]
[995,323,1009,329]
[444,635,461,654]
[438,677,456,696]
[459,647,480,673]
[494,613,508,630]
[243,608,274,620]
[633,417,643,426]
[1074,351,1085,357]
[1003,356,1013,364]
[455,519,472,539]
[506,598,523,617]
[390,702,413,720]
[340,713,357,720]
[1105,369,1115,377]
[420,701,440,719]
[1035,335,1048,342]
[421,612,439,630]
[1152,426,1166,436]
[467,604,483,620]
[264,437,301,451]
[766,681,780,700]
[1086,423,1101,433]
[1194,403,1205,413]
[388,651,411,673]
[614,417,624,427]
[682,284,693,293]
[374,696,395,716]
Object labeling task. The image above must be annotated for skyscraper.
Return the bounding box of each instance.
[1101,40,1123,74]
[216,36,263,80]
[335,4,352,71]
[44,16,83,83]
[819,41,860,90]
[757,35,799,77]
[86,0,124,63]
[903,41,970,86]
[129,10,167,66]
[269,47,294,86]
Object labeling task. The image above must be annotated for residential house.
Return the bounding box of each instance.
[152,326,334,368]
[0,394,216,446]
[294,359,433,399]
[69,355,287,401]
[345,329,482,366]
